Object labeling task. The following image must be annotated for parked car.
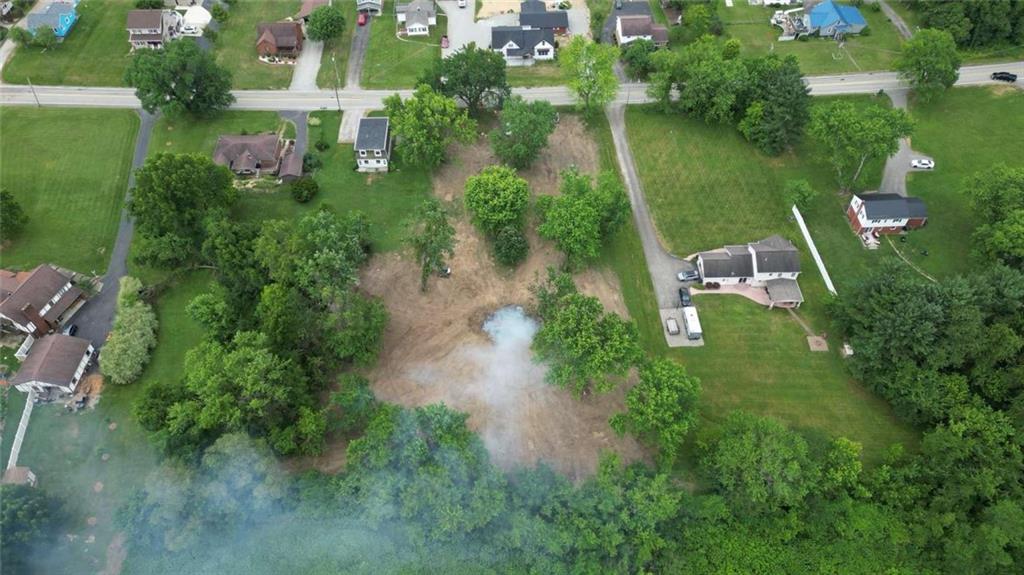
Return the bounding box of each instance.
[665,317,680,336]
[441,35,449,49]
[358,12,367,26]
[910,159,935,169]
[678,287,692,307]
[458,0,467,7]
[615,0,622,9]
[991,71,1018,83]
[62,324,78,337]
[677,269,700,282]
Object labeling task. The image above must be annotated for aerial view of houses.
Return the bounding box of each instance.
[1,0,1023,573]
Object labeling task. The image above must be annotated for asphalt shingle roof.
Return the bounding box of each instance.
[858,193,928,220]
[355,118,390,151]
[10,334,91,388]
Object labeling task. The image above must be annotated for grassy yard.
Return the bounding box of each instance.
[602,108,917,465]
[361,2,445,89]
[317,0,357,89]
[895,86,1024,279]
[215,0,301,89]
[2,0,134,86]
[0,107,138,275]
[507,61,567,87]
[0,271,208,574]
[716,0,904,74]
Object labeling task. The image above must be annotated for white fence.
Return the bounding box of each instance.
[792,205,838,296]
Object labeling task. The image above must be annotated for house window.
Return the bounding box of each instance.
[374,150,382,157]
[359,150,367,157]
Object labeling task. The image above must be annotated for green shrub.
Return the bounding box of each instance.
[290,176,319,203]
[493,225,529,267]
[302,152,322,172]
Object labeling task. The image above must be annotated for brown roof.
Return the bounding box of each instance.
[10,334,92,388]
[2,467,34,486]
[256,22,303,50]
[618,15,653,36]
[0,269,33,301]
[651,24,668,45]
[212,135,283,173]
[126,9,163,30]
[0,266,72,329]
[279,149,303,179]
[296,0,329,19]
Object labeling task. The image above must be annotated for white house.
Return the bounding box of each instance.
[8,334,94,395]
[697,235,803,308]
[357,0,382,14]
[615,15,668,48]
[846,193,929,235]
[396,0,435,36]
[126,9,181,50]
[355,117,392,173]
[0,266,85,336]
[491,26,555,64]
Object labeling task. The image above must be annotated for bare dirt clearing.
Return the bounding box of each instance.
[362,120,646,480]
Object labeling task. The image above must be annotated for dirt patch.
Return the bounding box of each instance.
[87,516,98,526]
[107,422,117,431]
[93,481,104,493]
[100,533,127,575]
[360,126,644,481]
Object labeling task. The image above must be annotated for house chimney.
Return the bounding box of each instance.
[20,303,50,335]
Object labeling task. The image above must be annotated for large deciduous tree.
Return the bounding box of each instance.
[384,85,476,169]
[129,153,236,267]
[738,55,810,155]
[0,189,28,243]
[419,43,510,115]
[538,168,630,269]
[896,28,961,103]
[964,164,1024,269]
[490,95,558,169]
[306,5,346,42]
[405,198,456,291]
[0,485,65,573]
[125,40,234,117]
[464,165,530,236]
[611,358,702,467]
[560,37,619,117]
[808,100,914,191]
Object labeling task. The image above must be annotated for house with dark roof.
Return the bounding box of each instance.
[519,1,568,34]
[396,0,436,36]
[0,266,85,336]
[696,235,803,308]
[256,21,304,57]
[126,9,182,50]
[7,334,94,395]
[355,117,392,173]
[26,1,78,39]
[212,134,302,180]
[806,0,866,37]
[846,193,928,235]
[491,26,555,64]
[615,14,668,48]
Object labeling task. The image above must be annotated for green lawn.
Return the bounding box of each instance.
[717,0,904,74]
[896,86,1024,279]
[605,108,917,465]
[361,2,445,89]
[215,0,301,89]
[148,110,284,158]
[507,61,567,87]
[2,0,134,86]
[317,0,357,89]
[0,107,138,275]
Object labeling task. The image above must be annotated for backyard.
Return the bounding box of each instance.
[0,107,139,274]
[2,0,134,86]
[214,0,301,89]
[361,2,446,89]
[716,0,904,74]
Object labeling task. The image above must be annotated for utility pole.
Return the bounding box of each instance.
[26,77,41,108]
[331,53,342,113]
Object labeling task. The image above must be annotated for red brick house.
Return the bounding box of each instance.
[256,22,303,57]
[847,193,928,235]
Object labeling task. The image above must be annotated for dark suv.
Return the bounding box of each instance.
[678,287,693,307]
[991,72,1018,83]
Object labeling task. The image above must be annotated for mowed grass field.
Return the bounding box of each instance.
[507,61,568,88]
[317,0,357,89]
[601,109,916,465]
[717,0,904,74]
[2,0,134,86]
[0,107,138,274]
[215,0,301,89]
[361,2,446,89]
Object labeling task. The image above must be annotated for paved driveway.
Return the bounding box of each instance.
[880,89,933,196]
[567,7,591,38]
[439,0,507,57]
[346,18,373,88]
[290,40,324,91]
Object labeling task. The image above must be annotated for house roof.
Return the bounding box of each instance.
[519,2,568,29]
[858,193,928,220]
[520,0,545,12]
[0,265,73,329]
[27,2,75,32]
[279,148,303,179]
[183,5,212,26]
[809,0,865,29]
[256,22,302,49]
[492,26,554,56]
[397,0,435,17]
[296,0,329,19]
[355,118,390,151]
[126,9,163,30]
[749,234,801,273]
[407,4,433,28]
[2,467,34,486]
[699,249,754,279]
[618,14,653,36]
[212,135,282,171]
[651,24,668,44]
[10,334,91,388]
[766,278,804,304]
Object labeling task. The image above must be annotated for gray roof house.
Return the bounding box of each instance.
[491,26,555,63]
[696,235,803,308]
[9,334,94,394]
[858,194,928,220]
[519,0,568,32]
[355,117,392,173]
[396,0,436,36]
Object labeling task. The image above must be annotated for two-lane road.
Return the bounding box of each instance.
[2,63,1020,110]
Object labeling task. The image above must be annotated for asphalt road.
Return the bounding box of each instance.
[3,63,1020,110]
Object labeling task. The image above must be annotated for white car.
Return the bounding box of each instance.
[458,0,466,7]
[910,159,935,170]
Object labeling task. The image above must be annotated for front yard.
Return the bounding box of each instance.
[507,61,567,87]
[0,107,138,274]
[214,0,301,89]
[2,0,134,86]
[361,3,446,89]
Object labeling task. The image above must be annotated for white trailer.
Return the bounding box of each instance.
[682,307,702,340]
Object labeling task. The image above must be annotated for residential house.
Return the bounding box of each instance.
[126,9,181,50]
[256,21,304,57]
[491,26,555,64]
[355,117,392,173]
[806,0,866,37]
[0,265,85,336]
[212,134,302,180]
[357,0,382,15]
[615,14,668,48]
[296,0,330,21]
[519,0,568,34]
[8,334,94,395]
[26,1,78,39]
[846,193,928,235]
[696,235,803,308]
[396,0,435,36]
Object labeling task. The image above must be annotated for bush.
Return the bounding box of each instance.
[860,26,872,37]
[202,27,219,44]
[315,139,331,152]
[135,0,163,8]
[302,152,322,172]
[869,2,881,12]
[211,4,228,22]
[290,176,319,203]
[308,116,322,127]
[100,277,158,385]
[493,225,529,267]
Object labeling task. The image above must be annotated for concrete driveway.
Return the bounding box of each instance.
[880,89,933,196]
[439,0,514,57]
[290,40,324,91]
[567,7,591,38]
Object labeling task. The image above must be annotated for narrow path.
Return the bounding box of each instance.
[279,110,308,161]
[73,110,156,349]
[290,40,324,91]
[876,0,913,41]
